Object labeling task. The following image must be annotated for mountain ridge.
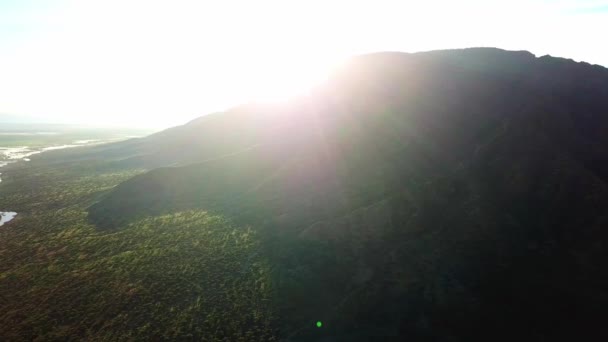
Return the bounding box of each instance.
[13,47,608,340]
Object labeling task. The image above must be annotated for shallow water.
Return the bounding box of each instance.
[0,140,104,227]
[0,211,17,226]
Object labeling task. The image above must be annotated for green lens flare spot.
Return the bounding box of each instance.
[316,321,323,328]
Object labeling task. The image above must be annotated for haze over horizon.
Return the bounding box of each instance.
[1,0,607,128]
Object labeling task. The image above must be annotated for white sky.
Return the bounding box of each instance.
[1,0,607,128]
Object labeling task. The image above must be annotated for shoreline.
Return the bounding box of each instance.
[0,140,109,227]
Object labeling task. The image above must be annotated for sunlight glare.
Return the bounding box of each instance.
[1,0,607,128]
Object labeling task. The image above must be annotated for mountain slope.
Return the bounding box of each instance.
[85,48,608,340]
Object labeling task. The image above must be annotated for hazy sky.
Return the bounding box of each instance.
[1,0,607,128]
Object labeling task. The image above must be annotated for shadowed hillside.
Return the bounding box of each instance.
[7,48,608,340]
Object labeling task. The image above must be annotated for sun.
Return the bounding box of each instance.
[236,54,343,104]
[0,0,350,128]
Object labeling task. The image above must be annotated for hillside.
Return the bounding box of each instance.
[85,48,608,340]
[83,49,608,338]
[3,48,608,340]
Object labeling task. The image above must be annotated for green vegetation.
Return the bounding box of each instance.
[0,163,275,341]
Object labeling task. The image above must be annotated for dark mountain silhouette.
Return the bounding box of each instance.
[82,48,608,340]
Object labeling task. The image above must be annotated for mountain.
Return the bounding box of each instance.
[15,48,608,340]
